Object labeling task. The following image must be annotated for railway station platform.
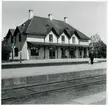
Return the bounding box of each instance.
[2,58,106,69]
[2,59,106,104]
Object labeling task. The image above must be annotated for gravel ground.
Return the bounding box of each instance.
[4,80,106,104]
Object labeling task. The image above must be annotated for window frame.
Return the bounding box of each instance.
[31,48,39,56]
[72,36,75,43]
[49,34,53,42]
[61,35,65,42]
[14,48,18,57]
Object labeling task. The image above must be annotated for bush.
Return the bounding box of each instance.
[90,41,107,58]
[2,40,12,61]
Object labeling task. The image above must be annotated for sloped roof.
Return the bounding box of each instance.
[17,16,90,40]
[5,29,15,39]
[10,29,15,35]
[75,30,90,40]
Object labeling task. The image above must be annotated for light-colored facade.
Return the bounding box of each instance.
[5,10,90,60]
[8,31,90,60]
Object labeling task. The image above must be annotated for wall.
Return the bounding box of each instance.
[58,47,61,58]
[39,47,44,59]
[75,49,78,58]
[12,30,90,60]
[7,35,12,47]
[58,33,69,44]
[14,33,27,60]
[45,31,57,43]
[27,35,44,42]
[27,48,30,60]
[70,34,79,44]
[7,35,14,60]
[65,49,69,58]
[79,40,90,45]
[45,49,49,59]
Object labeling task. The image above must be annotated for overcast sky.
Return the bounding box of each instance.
[2,1,107,43]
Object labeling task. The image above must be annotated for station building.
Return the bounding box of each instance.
[5,10,90,60]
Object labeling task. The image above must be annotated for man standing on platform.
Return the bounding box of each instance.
[89,49,95,65]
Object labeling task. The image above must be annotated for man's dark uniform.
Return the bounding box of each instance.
[89,50,94,64]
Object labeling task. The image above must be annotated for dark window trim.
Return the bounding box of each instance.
[49,34,53,42]
[61,35,65,42]
[72,37,75,43]
[14,48,18,57]
[31,48,39,56]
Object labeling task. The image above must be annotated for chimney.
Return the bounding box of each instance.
[64,17,68,23]
[29,9,33,19]
[48,14,52,20]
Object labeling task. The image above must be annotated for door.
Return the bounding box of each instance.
[84,48,87,58]
[61,48,66,58]
[49,48,55,59]
[70,50,75,58]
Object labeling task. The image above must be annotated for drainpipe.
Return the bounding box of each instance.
[19,33,22,63]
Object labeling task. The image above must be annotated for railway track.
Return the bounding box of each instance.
[2,74,106,104]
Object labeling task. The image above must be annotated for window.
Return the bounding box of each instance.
[11,36,13,43]
[49,34,53,42]
[19,34,21,42]
[72,37,75,43]
[14,37,16,43]
[61,36,65,42]
[31,48,39,56]
[14,48,18,57]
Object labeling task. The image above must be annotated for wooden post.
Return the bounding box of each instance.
[20,43,22,63]
[44,46,45,59]
[57,46,58,59]
[12,44,14,61]
[19,33,22,63]
[69,46,71,58]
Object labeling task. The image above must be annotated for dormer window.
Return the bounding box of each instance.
[22,24,25,27]
[61,35,65,43]
[72,37,75,43]
[49,34,53,42]
[46,24,50,29]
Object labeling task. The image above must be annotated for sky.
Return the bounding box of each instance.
[2,1,107,43]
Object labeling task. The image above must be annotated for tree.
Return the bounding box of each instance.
[90,34,106,58]
[2,39,12,61]
[91,41,106,58]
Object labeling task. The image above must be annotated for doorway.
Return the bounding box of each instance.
[61,48,66,58]
[70,50,75,58]
[49,48,55,59]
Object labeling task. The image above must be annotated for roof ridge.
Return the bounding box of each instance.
[34,15,66,23]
